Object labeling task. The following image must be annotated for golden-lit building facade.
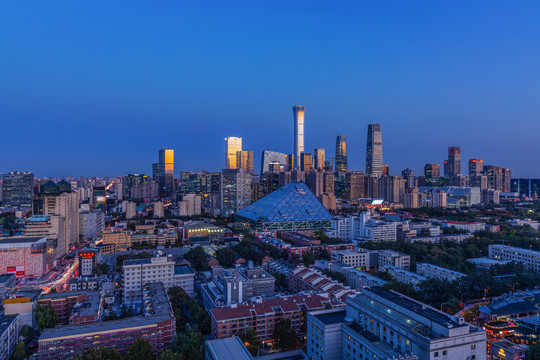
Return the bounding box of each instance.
[225,137,242,169]
[293,105,305,170]
[158,148,174,194]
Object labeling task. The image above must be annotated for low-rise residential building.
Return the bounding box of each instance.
[210,293,330,341]
[123,254,181,301]
[288,267,358,303]
[466,257,512,271]
[307,287,487,360]
[416,263,467,282]
[4,289,41,327]
[38,283,175,359]
[489,244,540,272]
[331,249,372,269]
[173,264,195,296]
[38,291,102,325]
[440,221,485,233]
[380,265,426,290]
[201,265,275,309]
[376,249,410,270]
[332,265,387,289]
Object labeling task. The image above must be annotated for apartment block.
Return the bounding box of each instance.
[416,263,467,282]
[123,254,194,301]
[380,265,426,290]
[489,244,540,272]
[210,293,329,341]
[288,267,359,303]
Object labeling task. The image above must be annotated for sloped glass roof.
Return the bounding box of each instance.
[236,181,332,223]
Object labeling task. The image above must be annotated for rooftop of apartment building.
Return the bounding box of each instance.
[142,282,173,316]
[357,287,467,331]
[39,313,173,341]
[40,290,98,301]
[70,292,102,319]
[416,263,467,277]
[0,236,47,245]
[174,264,194,275]
[290,267,359,302]
[0,315,18,334]
[210,293,330,322]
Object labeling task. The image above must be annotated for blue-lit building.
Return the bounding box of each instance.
[235,181,332,231]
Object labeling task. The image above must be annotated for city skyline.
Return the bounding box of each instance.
[2,1,540,177]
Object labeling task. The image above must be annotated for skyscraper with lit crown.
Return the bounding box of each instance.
[293,105,305,170]
[225,137,242,169]
[366,124,383,176]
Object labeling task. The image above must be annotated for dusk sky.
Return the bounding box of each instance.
[2,1,540,178]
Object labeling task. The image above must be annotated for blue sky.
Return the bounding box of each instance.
[1,1,540,177]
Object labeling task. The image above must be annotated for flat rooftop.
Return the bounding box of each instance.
[123,258,151,266]
[346,323,402,357]
[0,315,17,335]
[174,264,194,275]
[314,309,346,325]
[71,292,102,318]
[142,282,173,316]
[0,236,46,244]
[39,314,172,341]
[205,337,252,360]
[366,287,463,329]
[40,290,96,301]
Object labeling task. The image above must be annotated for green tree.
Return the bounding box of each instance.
[302,252,316,266]
[125,338,154,360]
[273,318,298,350]
[184,246,210,271]
[35,305,58,332]
[171,327,205,360]
[158,349,182,360]
[20,324,34,343]
[11,340,27,360]
[527,340,540,360]
[238,329,261,357]
[215,247,237,267]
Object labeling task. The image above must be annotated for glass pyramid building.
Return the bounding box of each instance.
[236,181,332,231]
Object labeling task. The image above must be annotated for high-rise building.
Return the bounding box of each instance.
[225,137,242,169]
[285,154,294,172]
[92,186,106,212]
[313,148,325,171]
[382,164,389,176]
[43,191,80,257]
[220,169,252,218]
[468,159,483,176]
[2,171,34,208]
[293,105,305,170]
[153,201,164,218]
[335,135,347,173]
[300,153,313,172]
[260,150,286,174]
[236,150,254,174]
[484,165,505,191]
[366,124,383,176]
[401,168,416,190]
[345,172,365,200]
[445,146,461,178]
[424,163,440,179]
[158,148,174,194]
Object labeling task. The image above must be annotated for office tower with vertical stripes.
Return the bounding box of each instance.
[293,105,305,170]
[335,135,348,173]
[158,148,174,194]
[366,124,383,176]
